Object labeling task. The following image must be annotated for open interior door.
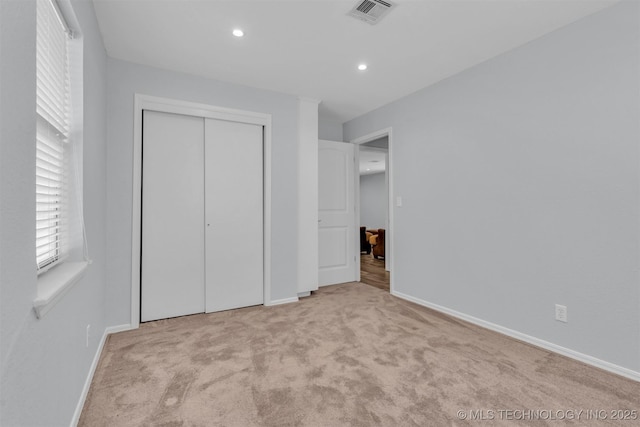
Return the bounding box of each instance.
[318,140,356,286]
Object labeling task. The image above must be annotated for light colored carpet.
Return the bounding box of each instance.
[80,283,639,426]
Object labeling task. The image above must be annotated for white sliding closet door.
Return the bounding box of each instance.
[141,111,205,322]
[205,119,264,312]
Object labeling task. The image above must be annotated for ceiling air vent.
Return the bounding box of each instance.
[348,0,396,25]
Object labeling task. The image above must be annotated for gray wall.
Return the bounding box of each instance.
[0,0,109,425]
[319,115,343,141]
[345,2,640,372]
[360,173,387,230]
[106,59,300,326]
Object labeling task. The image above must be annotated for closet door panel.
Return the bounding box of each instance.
[205,119,264,312]
[141,111,205,322]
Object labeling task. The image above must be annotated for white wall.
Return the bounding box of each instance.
[0,0,109,425]
[345,2,640,372]
[105,59,301,326]
[360,173,387,230]
[297,99,319,294]
[319,115,343,141]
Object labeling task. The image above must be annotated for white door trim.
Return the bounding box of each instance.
[350,127,394,293]
[131,94,273,328]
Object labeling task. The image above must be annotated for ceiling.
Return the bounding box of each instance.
[93,0,617,122]
[360,147,387,175]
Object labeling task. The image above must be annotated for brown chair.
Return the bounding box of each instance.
[370,229,385,259]
[360,226,371,254]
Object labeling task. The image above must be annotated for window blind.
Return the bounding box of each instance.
[36,0,70,272]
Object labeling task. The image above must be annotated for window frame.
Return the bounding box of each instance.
[35,0,72,275]
[33,0,88,319]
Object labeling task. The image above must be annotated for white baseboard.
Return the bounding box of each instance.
[265,296,299,306]
[391,290,640,383]
[70,324,133,427]
[297,291,311,298]
[104,324,135,335]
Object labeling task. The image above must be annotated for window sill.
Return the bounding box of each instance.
[33,261,89,319]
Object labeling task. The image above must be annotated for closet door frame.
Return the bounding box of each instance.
[130,94,272,329]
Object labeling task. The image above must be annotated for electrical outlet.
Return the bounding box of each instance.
[86,324,90,347]
[555,304,567,323]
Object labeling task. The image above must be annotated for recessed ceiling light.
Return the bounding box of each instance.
[366,168,371,171]
[358,64,367,71]
[232,29,244,37]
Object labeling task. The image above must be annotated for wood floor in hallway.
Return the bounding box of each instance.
[360,253,389,291]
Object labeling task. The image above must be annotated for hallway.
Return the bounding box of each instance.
[360,254,389,292]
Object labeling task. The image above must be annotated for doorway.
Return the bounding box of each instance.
[358,139,390,291]
[352,128,394,293]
